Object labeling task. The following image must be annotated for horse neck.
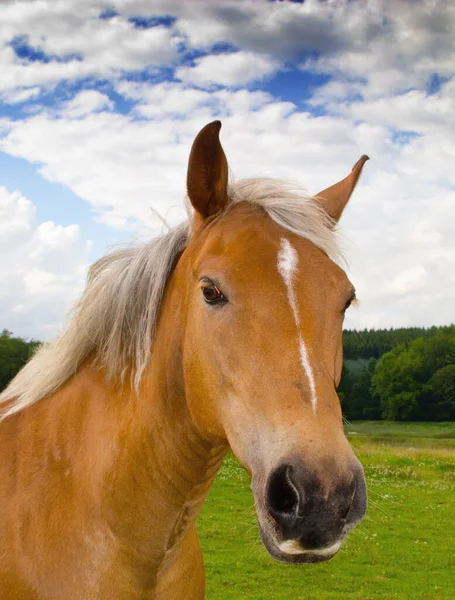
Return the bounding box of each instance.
[0,258,226,588]
[100,266,227,563]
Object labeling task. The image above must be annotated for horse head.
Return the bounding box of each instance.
[175,121,368,564]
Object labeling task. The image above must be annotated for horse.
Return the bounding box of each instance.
[0,121,368,599]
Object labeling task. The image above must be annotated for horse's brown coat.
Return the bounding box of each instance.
[0,121,368,599]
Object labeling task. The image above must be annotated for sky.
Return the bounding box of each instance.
[0,0,454,341]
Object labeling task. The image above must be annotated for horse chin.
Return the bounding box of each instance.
[257,521,342,565]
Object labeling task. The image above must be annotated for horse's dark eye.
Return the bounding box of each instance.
[202,282,227,305]
[344,294,356,312]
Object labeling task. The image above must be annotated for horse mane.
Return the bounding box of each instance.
[0,178,344,419]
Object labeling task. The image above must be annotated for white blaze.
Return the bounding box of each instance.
[277,238,318,414]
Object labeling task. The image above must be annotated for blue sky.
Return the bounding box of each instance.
[0,0,454,339]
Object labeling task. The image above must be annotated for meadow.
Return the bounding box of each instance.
[198,422,455,599]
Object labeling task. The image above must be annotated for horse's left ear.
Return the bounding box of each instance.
[316,155,369,222]
[187,121,229,227]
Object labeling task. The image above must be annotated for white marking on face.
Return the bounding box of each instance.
[277,238,299,320]
[278,539,342,557]
[298,338,317,414]
[277,238,318,414]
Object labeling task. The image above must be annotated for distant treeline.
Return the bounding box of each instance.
[342,326,443,360]
[1,326,454,421]
[340,325,455,421]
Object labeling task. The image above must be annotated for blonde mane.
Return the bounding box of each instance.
[0,178,344,419]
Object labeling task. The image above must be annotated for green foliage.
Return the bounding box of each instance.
[342,326,441,360]
[372,327,455,421]
[339,325,455,421]
[426,364,455,421]
[0,330,39,392]
[339,359,380,420]
[372,344,423,420]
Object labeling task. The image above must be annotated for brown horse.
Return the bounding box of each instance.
[0,121,368,599]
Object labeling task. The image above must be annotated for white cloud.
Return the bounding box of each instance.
[2,0,454,102]
[302,1,455,101]
[116,80,276,119]
[342,169,455,329]
[0,186,92,340]
[0,87,297,231]
[117,81,213,118]
[0,4,180,94]
[172,0,350,58]
[175,51,279,87]
[385,266,428,297]
[341,80,455,138]
[60,90,114,118]
[0,86,41,104]
[0,0,454,333]
[2,75,455,331]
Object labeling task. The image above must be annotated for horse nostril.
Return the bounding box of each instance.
[262,460,367,555]
[340,476,357,520]
[343,466,367,525]
[267,464,301,523]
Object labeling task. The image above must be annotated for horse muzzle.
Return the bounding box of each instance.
[254,458,367,564]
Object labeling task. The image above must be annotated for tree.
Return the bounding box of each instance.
[350,359,380,419]
[0,332,39,392]
[342,326,441,360]
[426,364,455,421]
[338,359,380,420]
[337,362,355,418]
[372,342,426,420]
[372,327,455,421]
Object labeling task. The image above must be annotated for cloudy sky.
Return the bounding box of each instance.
[0,0,454,341]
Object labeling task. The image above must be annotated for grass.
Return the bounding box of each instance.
[197,422,455,599]
[345,421,455,449]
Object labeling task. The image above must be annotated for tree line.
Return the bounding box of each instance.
[339,325,455,421]
[0,326,454,421]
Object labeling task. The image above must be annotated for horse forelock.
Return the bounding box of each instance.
[0,178,344,419]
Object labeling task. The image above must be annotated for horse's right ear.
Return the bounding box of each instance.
[187,121,229,227]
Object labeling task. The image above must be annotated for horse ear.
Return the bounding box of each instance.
[187,121,229,224]
[316,155,369,222]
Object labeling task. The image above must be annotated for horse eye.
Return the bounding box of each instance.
[201,282,227,305]
[344,294,355,312]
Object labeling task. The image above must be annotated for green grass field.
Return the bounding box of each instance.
[198,422,455,599]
